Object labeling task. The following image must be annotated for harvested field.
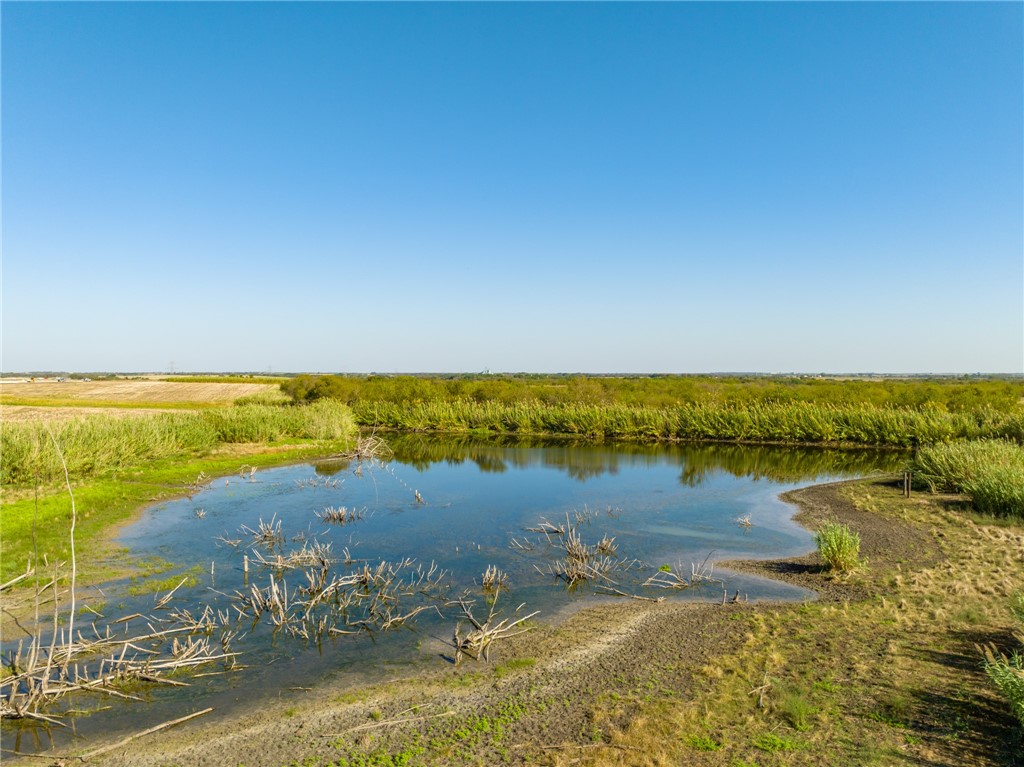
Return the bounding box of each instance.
[0,380,283,408]
[0,405,172,422]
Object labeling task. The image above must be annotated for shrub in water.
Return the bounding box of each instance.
[814,521,862,573]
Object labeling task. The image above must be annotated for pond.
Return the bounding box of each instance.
[2,436,905,754]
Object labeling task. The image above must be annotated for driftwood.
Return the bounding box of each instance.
[452,595,538,665]
[79,707,214,760]
[643,552,723,590]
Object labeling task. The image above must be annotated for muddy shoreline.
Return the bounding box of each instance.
[10,476,939,767]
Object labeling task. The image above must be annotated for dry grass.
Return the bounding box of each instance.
[0,380,283,408]
[0,405,173,423]
[562,481,1024,767]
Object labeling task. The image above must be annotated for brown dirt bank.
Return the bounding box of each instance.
[723,478,945,603]
[13,478,1021,767]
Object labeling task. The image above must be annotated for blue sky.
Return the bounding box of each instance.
[3,2,1021,374]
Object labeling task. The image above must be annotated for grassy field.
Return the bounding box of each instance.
[0,380,285,409]
[0,396,357,583]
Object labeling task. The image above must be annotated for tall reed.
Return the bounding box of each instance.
[912,440,1024,518]
[351,399,1023,449]
[1,401,356,487]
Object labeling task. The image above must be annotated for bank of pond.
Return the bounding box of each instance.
[2,437,907,755]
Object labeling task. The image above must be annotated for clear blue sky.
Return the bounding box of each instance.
[3,2,1021,374]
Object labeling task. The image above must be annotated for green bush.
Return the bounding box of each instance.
[912,440,1024,518]
[982,593,1024,730]
[814,522,862,573]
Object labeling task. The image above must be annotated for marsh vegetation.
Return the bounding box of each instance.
[1,376,1021,764]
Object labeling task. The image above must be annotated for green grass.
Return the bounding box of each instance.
[0,402,357,582]
[684,733,723,751]
[1,400,356,486]
[346,398,1024,448]
[493,657,536,677]
[912,439,1024,518]
[282,373,1024,413]
[814,521,863,573]
[982,592,1024,729]
[777,688,817,731]
[752,732,801,752]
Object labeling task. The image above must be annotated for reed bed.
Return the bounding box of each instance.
[1,572,239,726]
[521,512,639,588]
[912,439,1024,518]
[351,399,1024,448]
[235,557,451,640]
[1,400,357,486]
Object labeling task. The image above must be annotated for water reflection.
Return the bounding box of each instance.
[380,432,906,485]
[3,435,902,755]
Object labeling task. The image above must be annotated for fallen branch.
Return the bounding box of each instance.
[79,707,214,760]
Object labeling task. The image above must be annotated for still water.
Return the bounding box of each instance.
[3,437,904,753]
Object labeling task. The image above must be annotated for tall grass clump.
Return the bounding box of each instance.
[912,440,1024,518]
[982,592,1024,730]
[350,399,1018,448]
[814,522,862,573]
[0,401,356,487]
